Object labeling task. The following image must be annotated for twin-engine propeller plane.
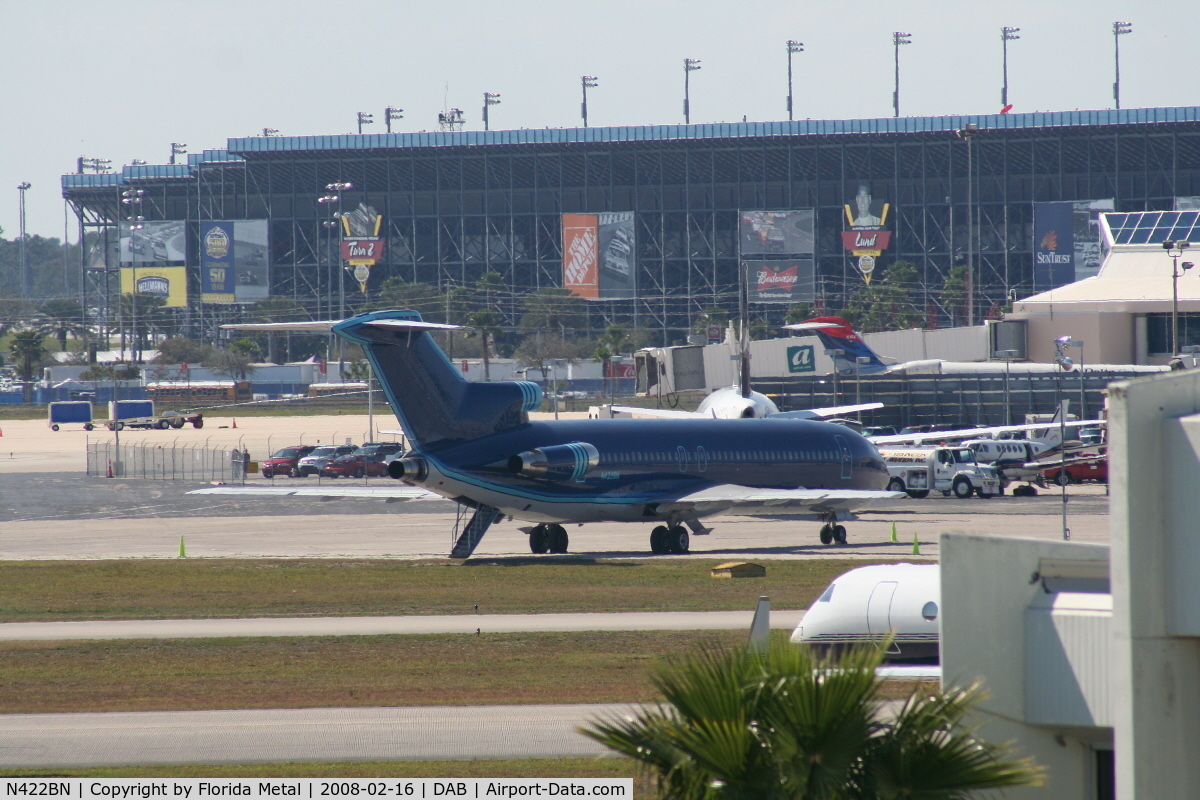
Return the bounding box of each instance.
[191,311,900,559]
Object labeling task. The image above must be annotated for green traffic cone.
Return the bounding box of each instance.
[890,521,898,543]
[912,532,921,556]
[179,536,187,558]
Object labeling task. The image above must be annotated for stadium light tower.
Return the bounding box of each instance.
[786,40,803,121]
[1113,21,1132,109]
[169,143,187,165]
[121,188,145,361]
[385,106,404,134]
[482,92,501,131]
[892,32,912,117]
[581,76,598,128]
[17,182,30,298]
[357,112,374,135]
[683,58,701,124]
[262,128,279,136]
[1000,27,1020,108]
[77,157,112,173]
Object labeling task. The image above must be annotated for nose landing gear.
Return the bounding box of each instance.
[527,523,569,554]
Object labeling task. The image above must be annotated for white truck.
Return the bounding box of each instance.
[879,446,1001,499]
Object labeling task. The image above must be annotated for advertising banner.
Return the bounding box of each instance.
[201,220,270,304]
[1033,203,1076,292]
[842,184,891,285]
[597,212,636,299]
[119,220,187,263]
[744,259,815,303]
[119,266,188,307]
[1072,199,1114,281]
[339,204,384,293]
[786,344,816,373]
[562,214,599,299]
[739,210,815,256]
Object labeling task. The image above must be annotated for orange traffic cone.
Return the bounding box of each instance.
[232,418,237,428]
[106,460,113,478]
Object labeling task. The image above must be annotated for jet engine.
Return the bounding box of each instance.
[507,442,600,482]
[387,456,428,482]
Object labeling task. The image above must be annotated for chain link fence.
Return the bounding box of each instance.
[87,441,249,483]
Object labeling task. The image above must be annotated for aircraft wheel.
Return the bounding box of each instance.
[819,524,834,545]
[548,524,569,554]
[886,477,905,493]
[952,477,973,499]
[650,525,670,554]
[906,490,929,499]
[668,526,690,554]
[833,524,847,544]
[529,525,549,554]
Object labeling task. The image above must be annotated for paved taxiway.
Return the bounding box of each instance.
[0,704,633,767]
[0,609,804,641]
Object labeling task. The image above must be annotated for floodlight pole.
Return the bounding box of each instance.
[855,356,872,419]
[356,112,373,135]
[786,40,803,121]
[892,32,911,117]
[581,76,598,128]
[825,348,844,404]
[17,182,30,298]
[482,92,501,131]
[1113,21,1132,109]
[1165,240,1192,356]
[385,107,404,134]
[684,59,701,124]
[1001,27,1020,107]
[997,349,1017,424]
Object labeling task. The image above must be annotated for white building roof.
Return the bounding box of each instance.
[1016,245,1200,314]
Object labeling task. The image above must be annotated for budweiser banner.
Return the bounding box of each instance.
[744,259,815,303]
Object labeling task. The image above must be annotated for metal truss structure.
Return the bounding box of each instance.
[62,110,1200,343]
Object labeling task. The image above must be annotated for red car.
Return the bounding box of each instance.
[261,445,317,478]
[321,442,405,479]
[1044,458,1108,485]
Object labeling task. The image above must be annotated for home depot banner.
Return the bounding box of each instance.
[562,212,636,299]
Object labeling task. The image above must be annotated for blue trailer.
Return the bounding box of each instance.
[48,401,95,431]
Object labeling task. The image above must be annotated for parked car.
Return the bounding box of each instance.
[863,426,897,437]
[1044,458,1108,485]
[295,444,357,477]
[321,442,405,479]
[261,445,317,478]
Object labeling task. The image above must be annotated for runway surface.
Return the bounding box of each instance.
[0,609,804,641]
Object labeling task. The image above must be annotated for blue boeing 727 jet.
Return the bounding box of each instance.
[193,310,899,558]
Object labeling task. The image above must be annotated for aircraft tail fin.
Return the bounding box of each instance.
[333,311,542,448]
[787,317,888,374]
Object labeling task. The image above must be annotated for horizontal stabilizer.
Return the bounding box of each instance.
[783,321,842,331]
[188,485,439,500]
[773,402,885,419]
[221,320,344,332]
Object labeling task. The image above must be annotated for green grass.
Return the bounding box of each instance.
[0,558,889,622]
[0,630,755,714]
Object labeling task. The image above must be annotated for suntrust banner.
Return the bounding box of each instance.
[1033,202,1075,292]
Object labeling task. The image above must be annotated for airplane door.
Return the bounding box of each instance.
[835,435,853,480]
[866,581,898,634]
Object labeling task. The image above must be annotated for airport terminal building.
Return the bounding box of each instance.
[62,106,1200,341]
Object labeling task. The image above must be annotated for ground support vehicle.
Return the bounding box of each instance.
[880,446,1001,499]
[104,411,204,431]
[48,401,95,431]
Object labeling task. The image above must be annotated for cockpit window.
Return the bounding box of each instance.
[922,601,939,620]
[818,584,836,603]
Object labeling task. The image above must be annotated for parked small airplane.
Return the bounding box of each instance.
[791,562,940,663]
[192,311,901,558]
[604,386,882,421]
[784,316,1168,376]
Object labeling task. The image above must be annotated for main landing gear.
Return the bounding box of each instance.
[819,522,847,545]
[528,523,569,554]
[650,524,690,554]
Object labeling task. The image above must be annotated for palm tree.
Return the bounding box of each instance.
[36,298,88,352]
[8,330,49,403]
[466,309,503,381]
[581,641,1042,800]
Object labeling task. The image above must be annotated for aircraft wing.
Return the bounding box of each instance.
[606,405,708,419]
[871,418,1106,445]
[771,402,885,419]
[187,485,440,501]
[654,485,904,517]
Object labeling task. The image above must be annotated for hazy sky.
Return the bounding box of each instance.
[2,0,1197,243]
